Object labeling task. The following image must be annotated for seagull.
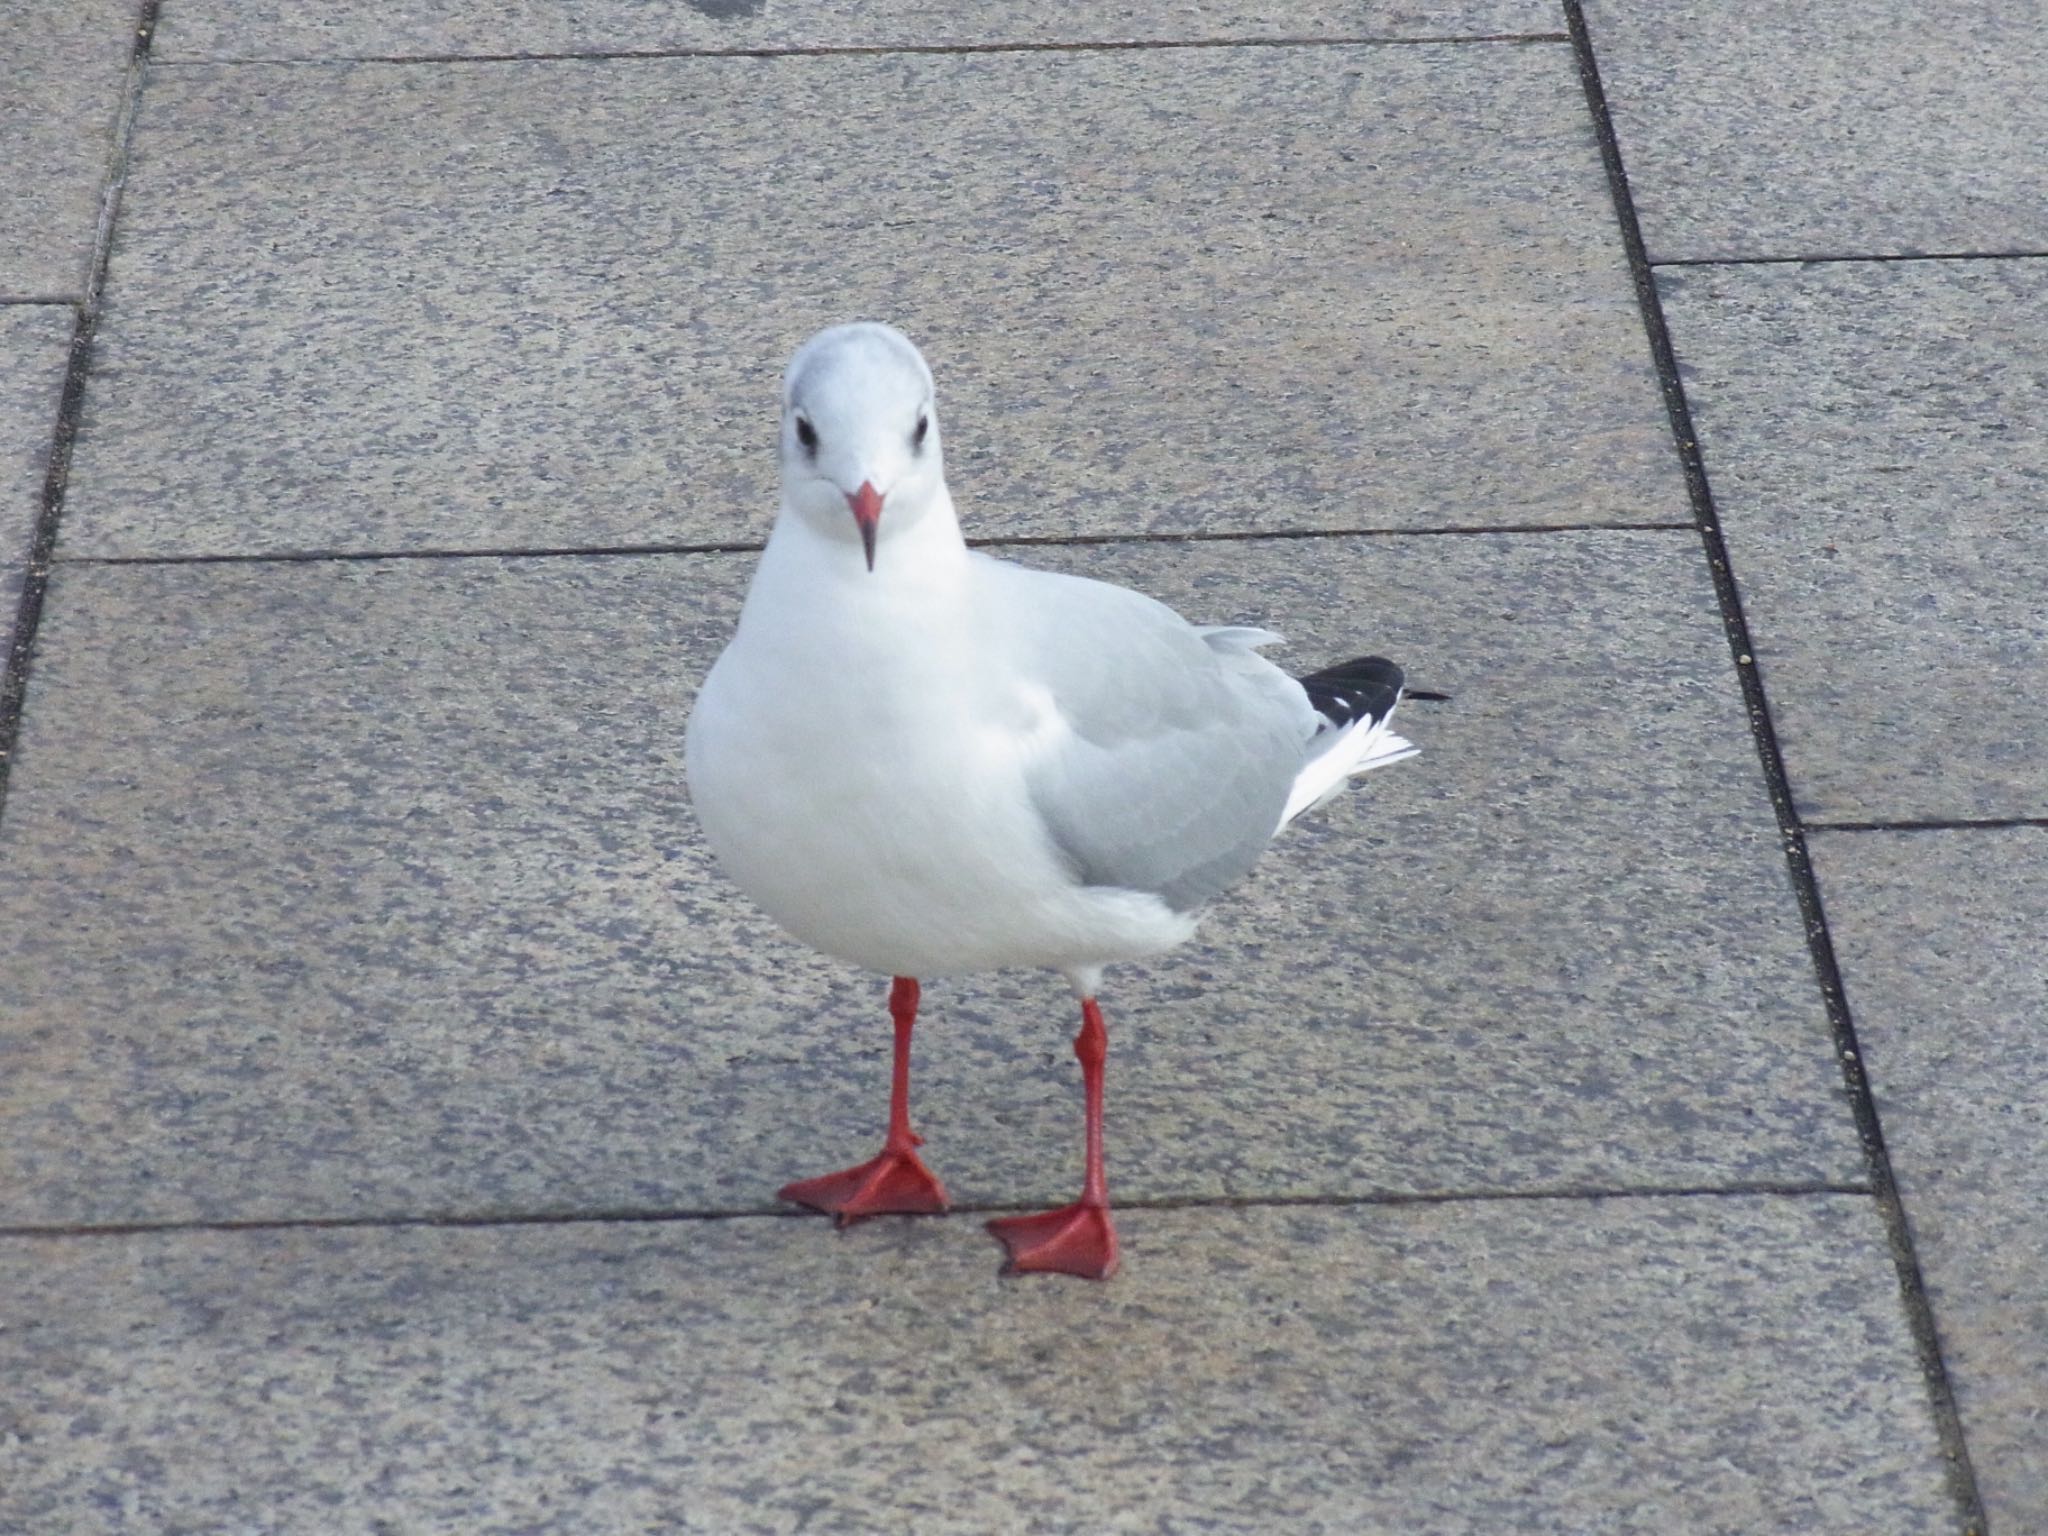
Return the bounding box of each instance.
[685,322,1419,1279]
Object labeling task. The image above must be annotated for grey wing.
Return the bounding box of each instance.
[981,558,1316,913]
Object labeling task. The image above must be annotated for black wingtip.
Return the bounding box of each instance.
[1297,655,1405,731]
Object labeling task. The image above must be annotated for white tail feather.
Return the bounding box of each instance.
[1277,712,1416,830]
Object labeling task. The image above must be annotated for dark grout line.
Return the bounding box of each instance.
[1807,815,2048,835]
[62,520,1696,570]
[0,1,161,816]
[0,296,84,307]
[1657,249,2048,270]
[983,520,1694,547]
[0,1179,1873,1243]
[1103,1179,1874,1211]
[1563,5,1991,1530]
[156,32,1571,69]
[74,539,770,566]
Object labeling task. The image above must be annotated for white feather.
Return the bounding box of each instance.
[1276,708,1417,831]
[1196,625,1287,652]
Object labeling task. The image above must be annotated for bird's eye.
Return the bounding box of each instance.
[795,415,818,455]
[912,414,929,450]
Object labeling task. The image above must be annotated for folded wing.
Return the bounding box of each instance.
[975,556,1316,915]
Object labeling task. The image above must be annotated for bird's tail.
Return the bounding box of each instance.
[1278,656,1419,828]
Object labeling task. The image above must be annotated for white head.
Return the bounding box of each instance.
[779,322,945,572]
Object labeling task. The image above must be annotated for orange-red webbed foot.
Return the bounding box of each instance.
[987,1201,1119,1279]
[778,1143,950,1225]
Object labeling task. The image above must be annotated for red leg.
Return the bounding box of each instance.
[987,997,1120,1279]
[779,976,950,1223]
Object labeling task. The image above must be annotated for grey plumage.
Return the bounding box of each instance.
[979,556,1320,914]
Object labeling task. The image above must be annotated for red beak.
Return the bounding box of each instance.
[846,481,884,572]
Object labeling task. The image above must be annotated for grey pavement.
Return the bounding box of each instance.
[0,307,73,701]
[69,43,1674,556]
[0,0,145,300]
[150,1,1564,60]
[1810,829,2048,1534]
[1657,259,2048,825]
[0,1200,1954,1533]
[1582,0,2048,261]
[1,3,2038,1532]
[0,535,1851,1228]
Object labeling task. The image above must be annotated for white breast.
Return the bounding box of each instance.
[683,531,1193,978]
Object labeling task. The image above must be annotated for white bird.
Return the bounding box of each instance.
[685,323,1419,1279]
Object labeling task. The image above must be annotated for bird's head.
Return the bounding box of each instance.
[778,322,945,573]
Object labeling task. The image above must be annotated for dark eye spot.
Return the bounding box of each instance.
[912,414,929,451]
[795,416,818,455]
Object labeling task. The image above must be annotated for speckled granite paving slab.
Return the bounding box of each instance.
[0,308,75,696]
[1658,260,2048,825]
[64,43,1680,557]
[153,0,1564,61]
[0,1,141,298]
[0,532,1856,1228]
[1811,828,2048,1532]
[0,1198,1957,1533]
[1581,0,2048,261]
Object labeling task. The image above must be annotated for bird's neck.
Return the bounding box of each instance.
[761,486,970,597]
[740,485,975,655]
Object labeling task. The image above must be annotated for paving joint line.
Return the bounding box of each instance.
[0,0,162,821]
[1564,4,1989,1528]
[61,521,1697,569]
[1806,815,2048,835]
[0,1179,1873,1243]
[1656,249,2048,269]
[154,33,1571,69]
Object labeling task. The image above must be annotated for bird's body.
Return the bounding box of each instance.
[689,524,1203,982]
[685,322,1419,1278]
